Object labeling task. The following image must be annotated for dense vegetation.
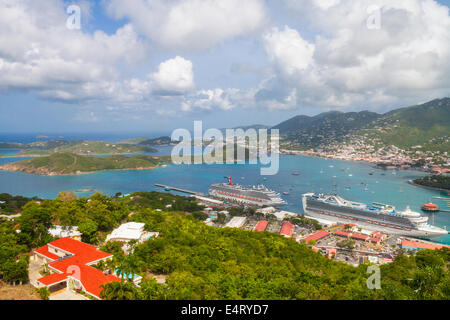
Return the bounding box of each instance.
[0,193,39,215]
[0,191,449,300]
[414,175,450,191]
[0,153,170,175]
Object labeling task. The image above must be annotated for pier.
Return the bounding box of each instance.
[155,184,206,196]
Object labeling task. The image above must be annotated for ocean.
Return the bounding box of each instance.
[0,134,449,244]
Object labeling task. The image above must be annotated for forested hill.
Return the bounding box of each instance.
[273,111,380,149]
[0,153,170,176]
[274,98,450,150]
[363,98,450,149]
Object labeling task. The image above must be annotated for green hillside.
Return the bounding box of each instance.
[276,98,450,151]
[18,141,157,156]
[0,153,170,175]
[138,136,174,146]
[274,111,381,149]
[363,98,450,149]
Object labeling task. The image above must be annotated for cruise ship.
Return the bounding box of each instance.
[209,177,286,207]
[302,193,448,238]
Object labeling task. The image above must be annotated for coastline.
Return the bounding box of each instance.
[0,164,168,176]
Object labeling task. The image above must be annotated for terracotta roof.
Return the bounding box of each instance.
[334,230,350,237]
[303,230,329,243]
[35,245,59,261]
[401,240,450,250]
[35,238,120,299]
[253,220,268,232]
[280,222,294,237]
[38,272,69,286]
[351,233,369,241]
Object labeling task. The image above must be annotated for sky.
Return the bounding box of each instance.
[0,0,449,135]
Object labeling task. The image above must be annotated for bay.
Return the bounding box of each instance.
[0,148,449,244]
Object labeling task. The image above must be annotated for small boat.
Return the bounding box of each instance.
[292,171,300,176]
[329,165,334,168]
[348,174,353,177]
[283,192,290,195]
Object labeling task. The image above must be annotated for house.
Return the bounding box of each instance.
[32,238,121,299]
[106,222,158,243]
[48,225,82,241]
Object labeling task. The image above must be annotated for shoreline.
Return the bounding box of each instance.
[280,151,427,172]
[0,164,168,176]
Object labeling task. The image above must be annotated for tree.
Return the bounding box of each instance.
[18,203,53,247]
[100,281,139,300]
[38,287,50,300]
[57,191,78,202]
[78,219,98,244]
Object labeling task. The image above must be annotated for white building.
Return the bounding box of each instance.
[48,226,82,241]
[225,216,247,229]
[106,222,158,243]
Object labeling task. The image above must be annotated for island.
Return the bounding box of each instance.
[0,153,170,176]
[0,140,158,157]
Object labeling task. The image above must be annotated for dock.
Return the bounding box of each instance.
[155,184,206,196]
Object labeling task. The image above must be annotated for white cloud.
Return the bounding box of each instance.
[151,56,194,94]
[104,0,268,50]
[254,0,450,110]
[0,0,147,102]
[264,26,315,78]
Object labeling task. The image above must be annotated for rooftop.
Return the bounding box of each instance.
[35,238,120,299]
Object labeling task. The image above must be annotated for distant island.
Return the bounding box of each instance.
[0,153,170,176]
[412,175,450,192]
[0,140,157,157]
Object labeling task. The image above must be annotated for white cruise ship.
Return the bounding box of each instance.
[209,177,286,207]
[302,193,448,238]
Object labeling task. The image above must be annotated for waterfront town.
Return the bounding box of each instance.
[281,144,450,174]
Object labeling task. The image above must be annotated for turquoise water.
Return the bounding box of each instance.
[0,151,449,244]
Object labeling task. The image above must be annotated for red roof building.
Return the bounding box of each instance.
[334,230,351,237]
[33,238,121,299]
[351,233,369,241]
[369,237,382,244]
[401,240,450,251]
[280,222,294,238]
[302,230,330,243]
[253,220,269,232]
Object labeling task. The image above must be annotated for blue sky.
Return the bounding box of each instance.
[0,0,449,135]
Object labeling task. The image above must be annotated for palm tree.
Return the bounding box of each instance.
[100,281,139,300]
